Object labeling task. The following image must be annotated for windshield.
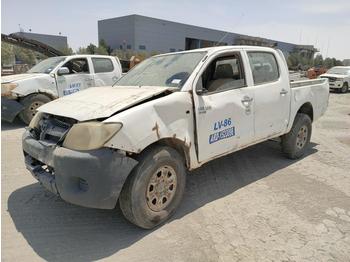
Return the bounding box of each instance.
[115,52,206,88]
[327,67,350,75]
[27,57,66,74]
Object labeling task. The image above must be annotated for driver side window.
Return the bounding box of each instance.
[198,53,246,94]
[62,58,90,75]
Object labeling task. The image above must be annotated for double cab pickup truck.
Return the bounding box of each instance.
[22,46,329,228]
[320,66,350,93]
[2,54,122,124]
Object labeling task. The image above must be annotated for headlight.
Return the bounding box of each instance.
[63,122,122,151]
[1,83,18,96]
[29,112,44,129]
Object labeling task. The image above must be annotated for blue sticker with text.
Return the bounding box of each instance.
[209,118,235,144]
[63,82,81,96]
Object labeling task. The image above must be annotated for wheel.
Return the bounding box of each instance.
[19,94,52,124]
[341,82,348,93]
[281,113,312,159]
[119,146,186,229]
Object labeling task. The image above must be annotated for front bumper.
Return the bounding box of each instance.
[22,130,138,209]
[1,97,24,122]
[329,81,343,89]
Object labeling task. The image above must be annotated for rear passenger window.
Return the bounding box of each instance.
[247,52,279,85]
[92,58,114,73]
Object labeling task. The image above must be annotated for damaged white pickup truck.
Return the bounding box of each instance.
[2,55,122,124]
[22,46,329,229]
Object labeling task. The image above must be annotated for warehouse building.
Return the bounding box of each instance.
[98,14,317,58]
[13,32,68,51]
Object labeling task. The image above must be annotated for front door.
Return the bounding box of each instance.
[193,52,255,163]
[56,58,95,97]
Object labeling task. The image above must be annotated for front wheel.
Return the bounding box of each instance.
[281,113,312,159]
[119,146,186,229]
[341,82,348,93]
[19,94,52,124]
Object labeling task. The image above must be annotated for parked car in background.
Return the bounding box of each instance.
[1,55,122,124]
[320,66,350,93]
[22,46,329,229]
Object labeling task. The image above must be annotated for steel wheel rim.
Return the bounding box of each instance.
[29,101,44,117]
[296,125,308,149]
[146,165,177,212]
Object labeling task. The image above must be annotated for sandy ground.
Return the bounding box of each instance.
[2,93,350,262]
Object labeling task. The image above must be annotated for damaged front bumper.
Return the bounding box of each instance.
[1,97,24,122]
[22,130,138,209]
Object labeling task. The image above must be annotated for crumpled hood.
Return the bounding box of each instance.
[38,86,171,121]
[1,73,47,83]
[320,73,348,79]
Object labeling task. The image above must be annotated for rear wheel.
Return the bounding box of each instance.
[341,82,348,93]
[119,146,186,229]
[19,94,52,124]
[281,113,312,159]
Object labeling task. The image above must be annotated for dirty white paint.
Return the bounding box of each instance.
[37,46,329,170]
[1,55,122,99]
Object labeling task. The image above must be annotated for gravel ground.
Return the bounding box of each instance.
[2,93,350,262]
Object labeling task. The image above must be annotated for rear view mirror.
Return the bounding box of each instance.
[57,67,70,76]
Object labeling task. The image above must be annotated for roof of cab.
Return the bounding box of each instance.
[154,45,277,57]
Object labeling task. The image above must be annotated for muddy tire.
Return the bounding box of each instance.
[19,94,52,125]
[119,146,186,229]
[281,113,312,159]
[341,82,348,93]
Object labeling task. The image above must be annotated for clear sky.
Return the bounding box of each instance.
[2,0,350,60]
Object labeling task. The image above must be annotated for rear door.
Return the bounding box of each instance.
[56,57,95,97]
[246,51,290,141]
[193,51,255,163]
[91,57,120,86]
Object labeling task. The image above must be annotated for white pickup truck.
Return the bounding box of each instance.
[22,46,329,229]
[320,66,350,93]
[1,55,122,124]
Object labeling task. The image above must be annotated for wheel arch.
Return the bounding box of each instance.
[297,102,314,122]
[137,137,191,169]
[18,91,56,102]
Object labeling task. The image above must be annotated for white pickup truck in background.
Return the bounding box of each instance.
[1,55,122,124]
[320,66,350,93]
[22,46,329,229]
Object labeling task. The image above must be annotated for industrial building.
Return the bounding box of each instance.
[98,14,317,58]
[13,32,68,51]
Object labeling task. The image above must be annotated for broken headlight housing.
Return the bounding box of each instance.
[63,122,122,151]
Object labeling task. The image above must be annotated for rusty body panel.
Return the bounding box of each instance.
[104,91,199,169]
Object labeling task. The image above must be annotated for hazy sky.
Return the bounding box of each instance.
[2,0,350,60]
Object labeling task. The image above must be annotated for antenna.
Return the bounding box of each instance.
[18,24,24,32]
[326,37,330,57]
[214,13,245,46]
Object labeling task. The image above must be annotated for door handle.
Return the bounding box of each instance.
[280,89,288,95]
[241,96,253,107]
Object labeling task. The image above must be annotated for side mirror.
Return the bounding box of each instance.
[57,67,70,76]
[195,76,208,95]
[196,86,208,95]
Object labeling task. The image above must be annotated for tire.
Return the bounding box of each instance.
[281,113,312,159]
[19,94,52,124]
[341,82,348,93]
[119,146,186,229]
